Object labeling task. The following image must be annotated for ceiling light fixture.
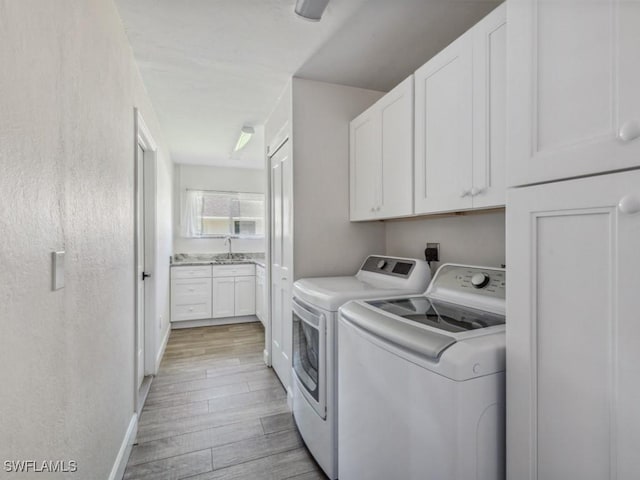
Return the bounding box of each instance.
[234,126,255,152]
[295,0,330,21]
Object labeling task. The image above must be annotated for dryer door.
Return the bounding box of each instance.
[292,297,326,419]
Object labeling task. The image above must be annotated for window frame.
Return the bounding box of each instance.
[182,189,265,239]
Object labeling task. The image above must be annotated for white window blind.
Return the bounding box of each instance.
[181,190,265,238]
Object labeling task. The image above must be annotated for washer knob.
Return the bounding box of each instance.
[377,259,387,269]
[471,272,490,288]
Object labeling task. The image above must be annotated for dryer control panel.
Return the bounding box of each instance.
[361,256,416,278]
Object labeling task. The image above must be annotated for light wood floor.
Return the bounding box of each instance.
[124,322,326,480]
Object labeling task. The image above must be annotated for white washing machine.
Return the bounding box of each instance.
[338,264,506,480]
[292,255,432,479]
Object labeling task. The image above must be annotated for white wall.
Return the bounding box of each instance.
[292,78,386,279]
[0,0,172,477]
[174,164,266,254]
[384,209,506,273]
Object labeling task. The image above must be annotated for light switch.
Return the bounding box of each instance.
[53,251,65,290]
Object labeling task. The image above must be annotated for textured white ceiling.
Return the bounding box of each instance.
[115,0,371,169]
[296,0,502,92]
[116,0,501,169]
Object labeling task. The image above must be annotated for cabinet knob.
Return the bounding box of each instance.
[460,189,471,198]
[618,121,640,143]
[618,194,640,215]
[370,207,375,212]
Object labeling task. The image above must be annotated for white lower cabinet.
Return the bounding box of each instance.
[171,263,257,323]
[507,169,640,480]
[255,265,265,325]
[234,276,256,317]
[212,277,235,318]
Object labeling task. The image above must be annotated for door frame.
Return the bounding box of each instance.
[133,108,158,412]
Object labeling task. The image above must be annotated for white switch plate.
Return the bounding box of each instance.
[53,251,65,290]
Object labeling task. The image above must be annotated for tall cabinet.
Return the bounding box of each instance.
[506,0,640,478]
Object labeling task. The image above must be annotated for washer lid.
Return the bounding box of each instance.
[293,277,410,312]
[366,296,505,333]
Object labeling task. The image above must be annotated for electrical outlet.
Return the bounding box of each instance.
[424,243,440,263]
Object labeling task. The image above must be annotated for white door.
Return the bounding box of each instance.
[507,169,640,480]
[378,75,414,219]
[414,32,474,214]
[135,143,146,390]
[349,108,380,221]
[234,276,256,316]
[472,4,506,209]
[212,277,235,318]
[507,0,640,186]
[269,139,293,390]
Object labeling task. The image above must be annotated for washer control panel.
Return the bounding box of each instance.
[430,265,506,300]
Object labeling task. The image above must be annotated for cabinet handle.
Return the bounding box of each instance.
[471,187,486,197]
[618,194,640,215]
[189,288,195,292]
[370,207,375,212]
[618,121,640,143]
[460,189,471,198]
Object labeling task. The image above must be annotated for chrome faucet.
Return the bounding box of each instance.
[224,236,233,259]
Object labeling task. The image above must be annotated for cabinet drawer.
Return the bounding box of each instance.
[172,278,211,298]
[171,265,212,279]
[212,264,255,277]
[172,301,212,321]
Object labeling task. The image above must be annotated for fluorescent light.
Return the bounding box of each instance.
[234,126,255,152]
[295,0,329,21]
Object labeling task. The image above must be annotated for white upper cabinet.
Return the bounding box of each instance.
[414,3,506,215]
[350,108,380,221]
[507,0,640,186]
[414,32,474,214]
[350,76,413,221]
[472,4,507,208]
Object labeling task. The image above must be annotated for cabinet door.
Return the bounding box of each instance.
[472,4,506,209]
[414,32,473,214]
[234,276,256,317]
[508,0,640,186]
[255,275,263,323]
[350,106,381,221]
[507,169,640,480]
[212,277,235,318]
[378,75,414,219]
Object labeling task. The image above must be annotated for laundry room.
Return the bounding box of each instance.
[2,1,637,479]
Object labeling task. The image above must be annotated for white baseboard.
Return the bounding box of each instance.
[171,316,259,329]
[108,413,138,480]
[155,326,170,373]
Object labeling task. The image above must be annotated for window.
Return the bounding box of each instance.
[182,190,265,238]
